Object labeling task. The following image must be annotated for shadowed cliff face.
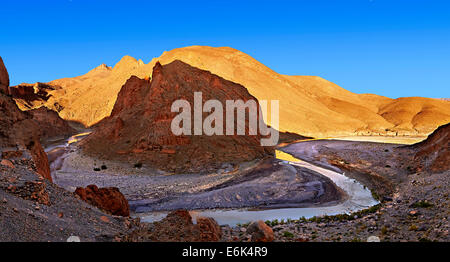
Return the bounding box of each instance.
[0,57,51,182]
[0,57,9,95]
[28,107,75,140]
[81,60,274,173]
[410,123,449,173]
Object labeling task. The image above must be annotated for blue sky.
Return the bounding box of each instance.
[1,0,449,98]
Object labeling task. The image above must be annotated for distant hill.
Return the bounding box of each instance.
[11,46,450,137]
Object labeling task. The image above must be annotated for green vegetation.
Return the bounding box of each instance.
[411,200,434,208]
[282,231,294,238]
[264,204,382,228]
[301,204,382,223]
[381,226,388,235]
[409,224,418,231]
[371,191,380,201]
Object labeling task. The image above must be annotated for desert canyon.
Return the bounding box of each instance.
[0,46,449,242]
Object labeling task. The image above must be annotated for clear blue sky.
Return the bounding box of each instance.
[1,0,449,98]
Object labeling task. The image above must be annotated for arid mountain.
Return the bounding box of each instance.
[80,61,273,173]
[409,123,449,173]
[12,46,450,137]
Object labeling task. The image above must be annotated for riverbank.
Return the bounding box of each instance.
[216,139,449,242]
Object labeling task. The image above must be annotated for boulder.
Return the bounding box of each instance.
[124,210,222,242]
[247,220,274,242]
[75,185,130,216]
[196,217,222,242]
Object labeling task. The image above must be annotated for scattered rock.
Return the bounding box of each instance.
[1,159,15,169]
[74,185,130,216]
[247,220,274,242]
[100,216,110,223]
[197,217,222,241]
[123,210,222,242]
[409,210,420,217]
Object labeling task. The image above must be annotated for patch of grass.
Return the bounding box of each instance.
[297,204,382,223]
[381,226,388,235]
[371,191,380,201]
[409,224,418,231]
[419,237,432,242]
[411,200,434,208]
[265,219,279,227]
[282,231,294,238]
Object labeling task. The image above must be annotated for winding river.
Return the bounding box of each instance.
[138,150,379,225]
[47,133,379,226]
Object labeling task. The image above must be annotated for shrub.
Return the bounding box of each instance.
[283,231,294,238]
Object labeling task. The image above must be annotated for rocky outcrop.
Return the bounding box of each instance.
[8,82,61,110]
[0,57,9,95]
[247,220,274,242]
[81,60,273,173]
[0,59,52,182]
[28,107,75,139]
[75,185,130,216]
[410,123,449,173]
[0,161,136,241]
[123,210,222,242]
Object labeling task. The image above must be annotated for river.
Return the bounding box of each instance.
[137,150,379,225]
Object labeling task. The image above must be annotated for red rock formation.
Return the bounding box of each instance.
[75,185,130,216]
[0,57,9,95]
[28,107,75,139]
[123,210,222,242]
[247,220,274,242]
[81,60,274,173]
[0,58,52,182]
[196,217,222,241]
[411,123,449,172]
